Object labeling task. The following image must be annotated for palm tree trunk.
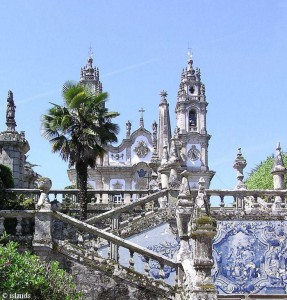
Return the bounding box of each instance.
[76,161,88,220]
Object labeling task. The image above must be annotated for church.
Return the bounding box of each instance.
[67,54,215,200]
[1,54,287,299]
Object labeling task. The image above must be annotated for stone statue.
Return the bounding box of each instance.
[126,120,131,137]
[149,171,159,191]
[6,90,16,119]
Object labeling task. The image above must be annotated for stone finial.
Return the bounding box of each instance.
[200,84,205,96]
[139,107,145,128]
[194,177,211,216]
[196,67,201,82]
[36,177,52,210]
[179,170,190,196]
[152,121,158,145]
[233,148,247,189]
[187,51,196,80]
[272,142,286,173]
[161,143,169,165]
[6,90,17,131]
[160,90,168,103]
[126,120,131,138]
[271,142,287,190]
[152,121,157,135]
[169,138,179,163]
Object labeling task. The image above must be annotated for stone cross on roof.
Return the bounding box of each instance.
[139,107,145,128]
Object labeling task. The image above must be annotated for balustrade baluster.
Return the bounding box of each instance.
[219,195,225,208]
[159,263,165,282]
[53,193,58,202]
[144,256,150,276]
[16,216,22,236]
[254,194,259,208]
[175,267,178,285]
[280,195,285,208]
[108,241,111,259]
[232,195,236,208]
[267,196,273,208]
[129,250,135,270]
[0,217,5,235]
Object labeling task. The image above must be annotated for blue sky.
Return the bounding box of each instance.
[0,1,286,189]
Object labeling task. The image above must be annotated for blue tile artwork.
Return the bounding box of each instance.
[143,221,287,294]
[212,221,287,294]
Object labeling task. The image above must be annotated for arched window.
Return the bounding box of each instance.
[189,110,197,130]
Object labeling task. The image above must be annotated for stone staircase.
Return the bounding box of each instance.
[53,210,182,299]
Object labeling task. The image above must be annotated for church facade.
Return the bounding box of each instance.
[67,55,215,199]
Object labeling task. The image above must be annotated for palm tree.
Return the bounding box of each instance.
[41,81,119,219]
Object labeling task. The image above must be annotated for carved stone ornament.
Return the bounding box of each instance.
[134,140,150,158]
[111,153,124,160]
[112,180,123,190]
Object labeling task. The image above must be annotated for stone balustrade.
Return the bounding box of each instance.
[2,185,287,297]
[0,210,35,237]
[53,211,179,286]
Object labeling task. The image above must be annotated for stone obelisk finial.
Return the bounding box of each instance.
[6,90,17,131]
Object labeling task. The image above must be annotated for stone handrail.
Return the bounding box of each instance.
[53,211,177,269]
[206,189,287,209]
[0,210,36,217]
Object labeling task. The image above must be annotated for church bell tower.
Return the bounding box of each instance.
[175,53,215,188]
[80,52,103,96]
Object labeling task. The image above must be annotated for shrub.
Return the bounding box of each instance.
[0,239,82,300]
[0,164,14,188]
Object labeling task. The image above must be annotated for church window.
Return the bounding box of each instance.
[189,110,197,129]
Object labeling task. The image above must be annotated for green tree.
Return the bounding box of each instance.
[245,153,287,189]
[41,82,119,219]
[0,239,82,299]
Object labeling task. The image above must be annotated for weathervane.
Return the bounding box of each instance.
[88,44,93,58]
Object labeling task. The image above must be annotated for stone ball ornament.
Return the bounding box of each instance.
[37,177,52,193]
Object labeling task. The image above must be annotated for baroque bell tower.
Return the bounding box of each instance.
[80,51,103,96]
[175,53,215,188]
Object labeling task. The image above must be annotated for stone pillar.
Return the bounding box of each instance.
[33,177,53,260]
[188,215,217,300]
[271,143,287,210]
[176,177,217,300]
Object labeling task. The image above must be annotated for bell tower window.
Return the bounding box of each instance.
[189,110,197,131]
